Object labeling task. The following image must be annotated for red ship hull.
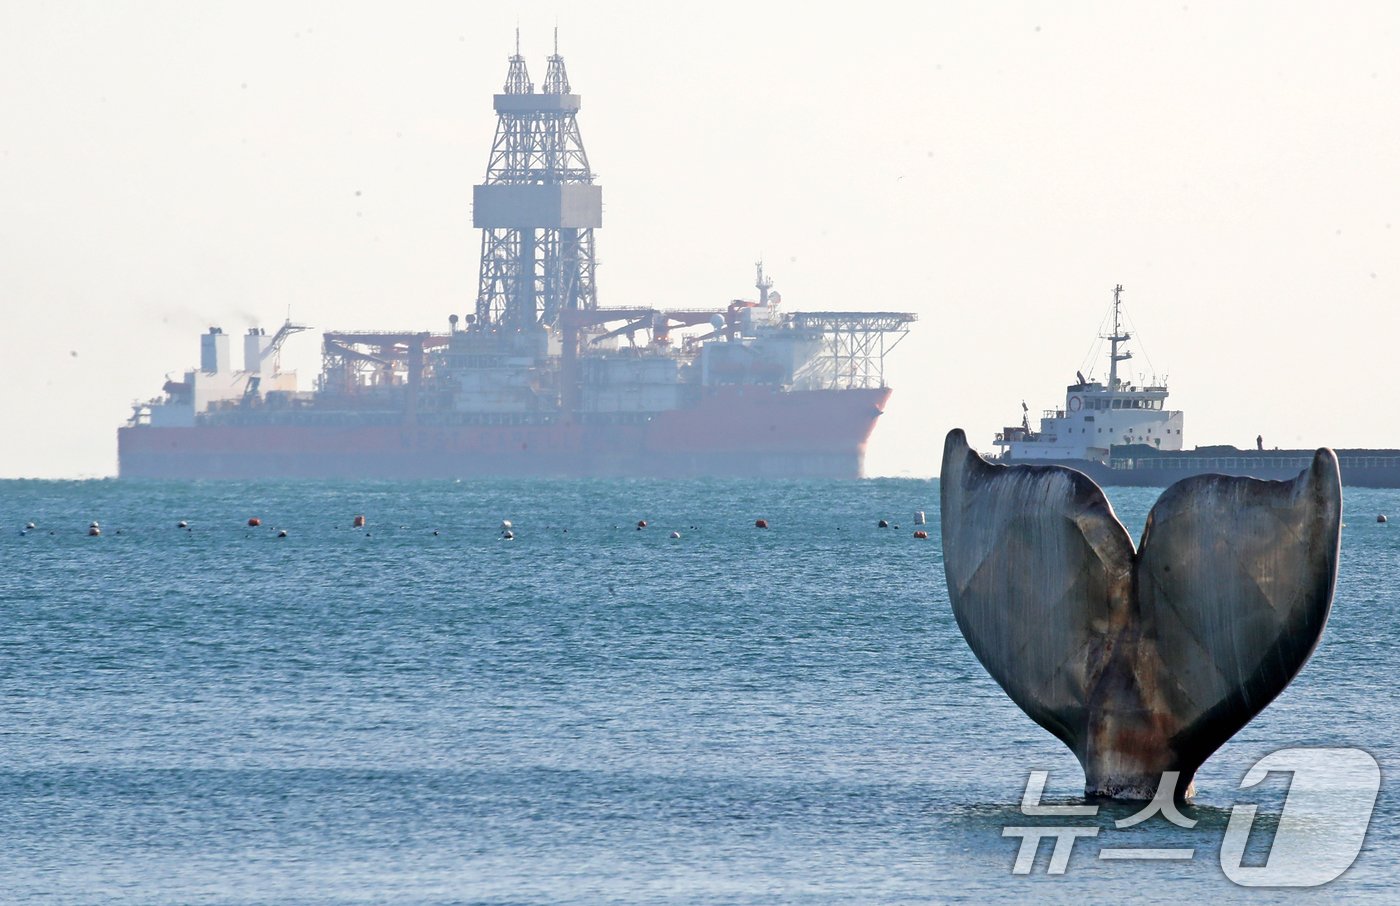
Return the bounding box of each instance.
[118,387,892,479]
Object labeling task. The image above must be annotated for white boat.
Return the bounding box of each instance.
[992,285,1185,464]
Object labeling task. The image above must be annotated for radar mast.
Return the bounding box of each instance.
[1107,284,1132,390]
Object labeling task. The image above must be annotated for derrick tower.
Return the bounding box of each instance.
[473,31,602,332]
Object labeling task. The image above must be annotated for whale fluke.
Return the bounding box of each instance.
[940,429,1341,800]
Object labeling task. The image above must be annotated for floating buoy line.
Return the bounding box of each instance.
[23,511,943,543]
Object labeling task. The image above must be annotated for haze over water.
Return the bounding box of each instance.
[2,477,1394,903]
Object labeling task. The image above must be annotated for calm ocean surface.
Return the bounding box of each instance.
[1,478,1395,904]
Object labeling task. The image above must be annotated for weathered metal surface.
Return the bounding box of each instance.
[940,428,1341,800]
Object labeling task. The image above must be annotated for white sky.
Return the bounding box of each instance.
[1,1,1397,478]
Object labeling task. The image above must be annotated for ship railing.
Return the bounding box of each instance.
[1109,456,1317,472]
[1344,455,1400,468]
[1108,455,1400,473]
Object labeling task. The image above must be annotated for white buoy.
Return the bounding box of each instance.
[914,510,926,526]
[277,529,288,538]
[670,531,681,539]
[501,519,513,531]
[90,521,100,529]
[178,520,188,529]
[25,521,36,530]
[503,529,515,540]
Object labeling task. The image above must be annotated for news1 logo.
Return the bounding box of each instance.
[1003,747,1380,887]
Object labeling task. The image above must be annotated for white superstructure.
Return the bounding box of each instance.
[130,322,306,428]
[993,285,1184,463]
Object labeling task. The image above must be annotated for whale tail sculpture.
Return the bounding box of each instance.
[940,429,1342,801]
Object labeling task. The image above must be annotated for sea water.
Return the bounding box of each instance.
[1,478,1396,904]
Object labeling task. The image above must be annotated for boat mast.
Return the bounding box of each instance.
[1107,284,1132,390]
[756,260,773,307]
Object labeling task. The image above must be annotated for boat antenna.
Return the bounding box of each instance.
[1121,307,1161,387]
[1077,311,1107,380]
[1106,284,1132,390]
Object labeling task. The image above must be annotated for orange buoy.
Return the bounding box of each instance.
[353,515,366,528]
[913,529,929,539]
[754,519,769,529]
[248,517,261,527]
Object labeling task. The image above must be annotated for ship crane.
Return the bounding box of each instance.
[238,319,311,398]
[579,309,722,347]
[260,319,311,372]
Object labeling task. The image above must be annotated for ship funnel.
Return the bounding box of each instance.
[201,328,230,374]
[244,329,276,376]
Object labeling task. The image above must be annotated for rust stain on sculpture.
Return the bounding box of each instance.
[940,429,1342,801]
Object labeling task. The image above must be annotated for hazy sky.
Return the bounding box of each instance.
[2,1,1397,478]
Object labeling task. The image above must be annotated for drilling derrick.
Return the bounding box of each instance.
[473,32,601,333]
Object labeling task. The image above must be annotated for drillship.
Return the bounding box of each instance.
[118,38,915,480]
[990,285,1400,487]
